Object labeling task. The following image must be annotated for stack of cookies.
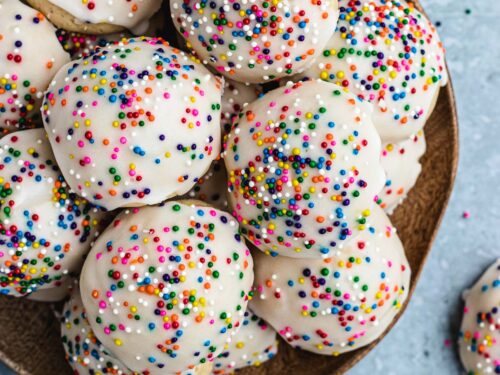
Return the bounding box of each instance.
[0,0,447,373]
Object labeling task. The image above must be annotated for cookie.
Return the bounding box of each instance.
[224,79,385,258]
[0,0,70,130]
[301,0,447,142]
[0,129,107,297]
[250,205,410,355]
[376,131,426,214]
[213,309,278,374]
[459,260,500,375]
[26,0,161,35]
[171,0,340,83]
[80,200,254,374]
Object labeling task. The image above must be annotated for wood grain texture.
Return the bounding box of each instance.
[0,1,458,374]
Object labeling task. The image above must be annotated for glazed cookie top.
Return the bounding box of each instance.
[224,80,385,258]
[61,286,133,375]
[42,37,223,210]
[47,0,162,34]
[221,80,262,136]
[185,160,229,211]
[302,0,447,142]
[250,205,410,355]
[80,201,254,374]
[0,0,70,130]
[171,0,340,83]
[213,309,278,374]
[459,260,500,375]
[376,131,426,214]
[0,129,106,297]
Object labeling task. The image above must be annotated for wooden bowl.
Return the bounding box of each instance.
[0,2,458,374]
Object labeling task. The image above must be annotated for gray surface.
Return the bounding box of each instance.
[349,0,500,374]
[0,362,12,375]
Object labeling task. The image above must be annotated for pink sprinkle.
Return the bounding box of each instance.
[463,211,470,219]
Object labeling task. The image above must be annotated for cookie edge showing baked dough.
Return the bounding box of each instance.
[26,0,125,34]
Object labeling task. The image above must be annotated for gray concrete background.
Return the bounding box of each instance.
[350,0,500,374]
[1,1,499,374]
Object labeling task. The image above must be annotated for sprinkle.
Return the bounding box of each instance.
[0,129,106,296]
[171,0,338,83]
[80,201,253,372]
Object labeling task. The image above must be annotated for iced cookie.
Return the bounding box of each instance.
[213,309,278,374]
[42,37,223,211]
[28,277,75,302]
[459,260,500,375]
[171,0,340,83]
[224,80,385,258]
[251,205,410,355]
[185,160,229,211]
[80,200,254,374]
[376,131,426,214]
[0,0,70,130]
[62,285,214,375]
[221,80,262,136]
[26,0,162,35]
[61,286,133,375]
[302,0,447,142]
[0,129,107,297]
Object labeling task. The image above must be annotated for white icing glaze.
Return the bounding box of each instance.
[0,129,107,297]
[61,286,133,374]
[42,37,223,211]
[459,260,500,375]
[213,309,278,374]
[301,0,447,142]
[80,201,254,374]
[224,80,385,258]
[0,0,70,130]
[171,0,340,83]
[377,131,426,214]
[48,0,162,35]
[62,285,215,374]
[250,205,410,355]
